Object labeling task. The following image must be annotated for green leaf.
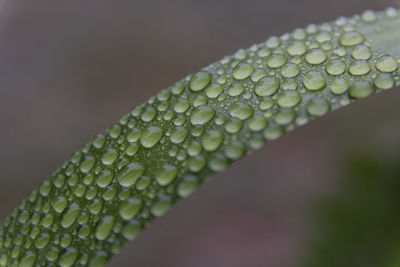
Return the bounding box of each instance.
[1,7,400,266]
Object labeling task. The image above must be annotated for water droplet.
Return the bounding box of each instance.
[233,62,254,80]
[34,233,50,249]
[250,69,267,82]
[177,175,198,198]
[277,91,302,108]
[351,44,372,60]
[150,197,172,217]
[330,77,349,95]
[287,41,307,56]
[326,59,347,76]
[140,107,157,122]
[224,118,243,134]
[205,83,223,98]
[339,32,365,46]
[349,60,371,75]
[170,126,188,144]
[96,169,114,188]
[173,98,190,113]
[155,164,178,186]
[281,63,300,78]
[126,143,139,156]
[170,82,185,95]
[140,126,163,148]
[80,156,95,173]
[101,148,118,165]
[52,195,68,213]
[349,81,375,99]
[89,198,103,215]
[193,95,208,107]
[88,251,108,267]
[117,163,145,187]
[190,106,216,125]
[248,116,268,131]
[227,82,245,96]
[58,247,78,267]
[108,124,122,139]
[135,176,151,191]
[229,102,254,120]
[303,71,327,91]
[95,215,116,240]
[201,129,223,151]
[274,109,295,125]
[61,203,81,228]
[121,220,141,240]
[361,10,377,22]
[93,134,106,149]
[45,246,60,262]
[39,181,51,197]
[254,77,280,96]
[267,54,287,68]
[189,71,211,92]
[208,153,228,172]
[188,155,206,172]
[376,55,398,72]
[127,128,141,143]
[119,198,143,220]
[266,36,280,48]
[374,73,395,89]
[307,97,330,116]
[305,48,327,65]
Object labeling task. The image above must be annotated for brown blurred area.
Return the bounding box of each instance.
[1,0,400,266]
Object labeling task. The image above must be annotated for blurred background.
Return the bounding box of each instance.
[1,0,400,266]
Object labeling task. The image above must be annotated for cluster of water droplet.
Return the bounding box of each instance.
[1,7,399,267]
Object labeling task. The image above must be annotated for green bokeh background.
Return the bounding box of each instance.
[0,0,400,266]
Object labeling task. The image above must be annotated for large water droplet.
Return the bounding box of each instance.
[80,156,95,173]
[205,83,223,98]
[58,247,78,267]
[95,215,116,240]
[339,32,365,46]
[119,198,143,220]
[303,71,327,91]
[155,164,178,186]
[61,203,81,228]
[96,169,114,188]
[348,60,371,75]
[189,71,211,92]
[330,78,349,95]
[117,163,145,187]
[177,175,198,198]
[20,251,36,267]
[150,197,172,217]
[307,97,331,116]
[326,59,347,76]
[201,129,223,152]
[277,91,302,108]
[227,83,245,97]
[281,63,300,78]
[254,77,280,96]
[349,81,375,99]
[376,55,399,72]
[190,106,216,125]
[305,48,327,65]
[170,126,188,144]
[233,62,254,80]
[267,54,287,68]
[140,126,163,148]
[229,103,254,120]
[101,148,118,165]
[173,98,190,113]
